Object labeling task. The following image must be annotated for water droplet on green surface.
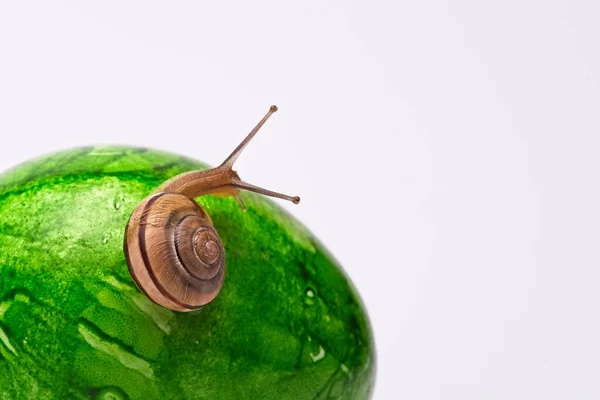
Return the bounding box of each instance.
[310,345,325,362]
[304,287,315,305]
[102,235,109,244]
[303,336,327,364]
[114,199,121,210]
[94,386,129,400]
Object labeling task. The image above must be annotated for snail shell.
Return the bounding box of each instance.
[124,192,226,312]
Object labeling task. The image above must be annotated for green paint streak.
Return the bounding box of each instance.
[102,275,135,293]
[0,326,17,355]
[131,295,174,335]
[0,302,11,319]
[78,323,154,380]
[0,146,375,399]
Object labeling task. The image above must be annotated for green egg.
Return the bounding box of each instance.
[0,145,375,399]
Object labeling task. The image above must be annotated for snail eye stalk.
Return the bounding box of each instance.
[219,105,279,170]
[157,105,300,206]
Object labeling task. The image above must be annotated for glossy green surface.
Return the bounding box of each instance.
[0,147,374,399]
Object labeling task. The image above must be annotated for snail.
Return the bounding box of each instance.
[124,105,300,312]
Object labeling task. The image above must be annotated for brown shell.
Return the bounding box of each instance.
[124,192,226,312]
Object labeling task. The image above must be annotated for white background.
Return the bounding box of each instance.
[1,1,599,399]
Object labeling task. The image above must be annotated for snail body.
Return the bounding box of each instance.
[125,106,300,311]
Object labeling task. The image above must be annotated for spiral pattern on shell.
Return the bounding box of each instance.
[124,192,226,312]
